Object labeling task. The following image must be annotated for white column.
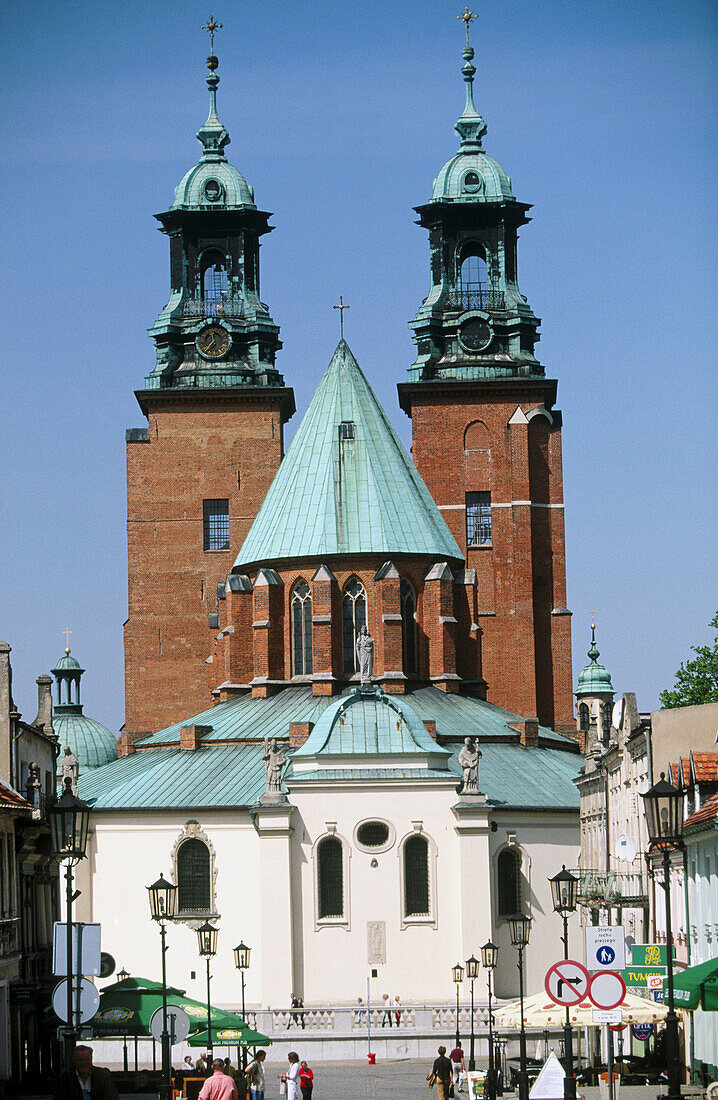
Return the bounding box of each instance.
[452,798,492,956]
[254,803,296,1006]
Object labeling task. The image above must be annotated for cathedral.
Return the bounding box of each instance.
[72,19,582,1044]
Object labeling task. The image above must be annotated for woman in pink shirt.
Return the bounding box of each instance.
[198,1059,238,1100]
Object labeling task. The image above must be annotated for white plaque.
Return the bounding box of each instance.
[592,1008,623,1024]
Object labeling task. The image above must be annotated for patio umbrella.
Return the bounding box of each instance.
[91,976,254,1038]
[187,1025,271,1047]
[669,955,718,1011]
[495,989,669,1029]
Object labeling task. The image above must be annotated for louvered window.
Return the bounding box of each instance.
[404,834,430,916]
[579,703,590,732]
[317,837,343,919]
[497,847,521,917]
[177,839,211,912]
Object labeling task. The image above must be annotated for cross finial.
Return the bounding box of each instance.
[333,296,350,339]
[62,628,72,654]
[202,15,223,54]
[457,6,477,48]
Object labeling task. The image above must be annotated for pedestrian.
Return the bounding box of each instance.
[393,994,402,1027]
[296,994,306,1028]
[290,992,305,1028]
[246,1049,267,1100]
[299,1060,314,1099]
[198,1058,238,1100]
[356,996,366,1024]
[279,1051,301,1099]
[53,1046,119,1100]
[196,1051,209,1074]
[223,1056,236,1078]
[381,992,392,1026]
[449,1040,466,1092]
[429,1045,453,1100]
[179,1055,195,1077]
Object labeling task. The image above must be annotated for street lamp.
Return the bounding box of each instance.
[198,921,219,1062]
[642,773,684,1100]
[50,777,91,1067]
[549,866,579,1100]
[116,968,130,1071]
[509,915,532,1100]
[452,962,464,1049]
[481,940,499,1100]
[146,874,177,1100]
[233,942,251,1067]
[466,954,480,1072]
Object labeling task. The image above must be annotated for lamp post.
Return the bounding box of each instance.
[509,915,532,1100]
[117,968,130,1073]
[147,874,178,1100]
[233,941,251,1068]
[198,921,219,1063]
[50,777,90,1068]
[466,954,480,1071]
[642,773,684,1100]
[482,940,499,1100]
[549,866,579,1100]
[452,962,464,1049]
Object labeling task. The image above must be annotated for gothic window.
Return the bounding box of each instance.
[177,838,211,913]
[602,704,611,736]
[342,578,367,675]
[466,491,492,546]
[460,246,488,310]
[497,847,521,917]
[203,499,229,551]
[403,834,430,917]
[291,580,313,675]
[579,703,590,732]
[400,579,418,675]
[317,837,344,919]
[201,251,228,301]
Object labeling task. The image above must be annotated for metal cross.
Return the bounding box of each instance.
[202,15,223,54]
[457,6,478,48]
[62,628,72,652]
[333,296,350,339]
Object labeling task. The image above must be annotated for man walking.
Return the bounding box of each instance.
[450,1040,466,1092]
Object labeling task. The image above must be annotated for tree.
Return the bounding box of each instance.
[660,612,718,709]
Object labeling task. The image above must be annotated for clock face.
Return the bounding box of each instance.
[459,318,492,353]
[196,325,230,359]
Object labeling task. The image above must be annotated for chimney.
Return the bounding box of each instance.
[519,718,540,747]
[288,722,313,748]
[118,730,148,757]
[180,725,211,751]
[34,674,54,737]
[423,720,437,741]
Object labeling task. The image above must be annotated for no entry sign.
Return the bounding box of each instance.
[545,960,590,1006]
[588,970,627,1011]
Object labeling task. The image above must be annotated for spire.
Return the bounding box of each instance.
[197,16,230,159]
[587,612,600,662]
[454,7,487,149]
[576,614,614,696]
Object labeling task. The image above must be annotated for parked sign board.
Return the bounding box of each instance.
[621,965,667,987]
[630,944,669,967]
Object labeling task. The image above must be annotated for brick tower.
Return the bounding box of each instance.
[124,41,294,734]
[398,19,573,730]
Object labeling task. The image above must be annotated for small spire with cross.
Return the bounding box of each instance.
[333,296,350,340]
[202,15,223,56]
[457,6,478,49]
[62,628,72,655]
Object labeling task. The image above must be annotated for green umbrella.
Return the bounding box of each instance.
[187,1025,271,1047]
[669,955,718,1011]
[91,977,256,1038]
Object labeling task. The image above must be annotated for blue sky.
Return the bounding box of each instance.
[2,0,716,733]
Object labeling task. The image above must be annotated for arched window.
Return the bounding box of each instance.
[460,245,488,311]
[578,703,590,732]
[497,847,521,917]
[291,580,313,675]
[177,838,211,913]
[201,251,228,301]
[400,579,418,675]
[342,578,367,675]
[602,703,611,736]
[317,837,344,919]
[404,834,430,916]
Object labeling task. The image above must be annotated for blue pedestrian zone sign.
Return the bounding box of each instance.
[596,946,616,967]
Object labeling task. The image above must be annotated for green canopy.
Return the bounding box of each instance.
[669,955,718,1011]
[91,977,253,1038]
[187,1025,271,1047]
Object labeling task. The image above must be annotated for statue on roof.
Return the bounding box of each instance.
[262,737,286,796]
[458,736,481,795]
[356,625,374,685]
[60,746,79,795]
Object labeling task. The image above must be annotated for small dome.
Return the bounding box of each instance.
[432,150,514,204]
[53,652,82,671]
[170,158,255,211]
[576,626,614,697]
[54,713,118,770]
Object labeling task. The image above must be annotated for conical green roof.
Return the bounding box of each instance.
[233,341,462,569]
[576,625,614,697]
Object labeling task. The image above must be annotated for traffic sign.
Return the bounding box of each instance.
[588,971,626,1011]
[631,1024,654,1041]
[149,1006,191,1045]
[52,978,100,1024]
[545,960,590,1006]
[586,927,626,971]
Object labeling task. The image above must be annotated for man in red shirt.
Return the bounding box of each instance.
[450,1042,466,1092]
[198,1059,238,1100]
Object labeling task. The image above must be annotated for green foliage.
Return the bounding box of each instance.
[660,612,718,709]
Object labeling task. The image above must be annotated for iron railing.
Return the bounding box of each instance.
[183,296,248,319]
[571,868,649,905]
[445,286,506,312]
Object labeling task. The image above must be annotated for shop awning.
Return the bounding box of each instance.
[669,956,718,1011]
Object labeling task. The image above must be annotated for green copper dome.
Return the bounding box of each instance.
[53,652,81,671]
[576,626,614,697]
[52,649,117,770]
